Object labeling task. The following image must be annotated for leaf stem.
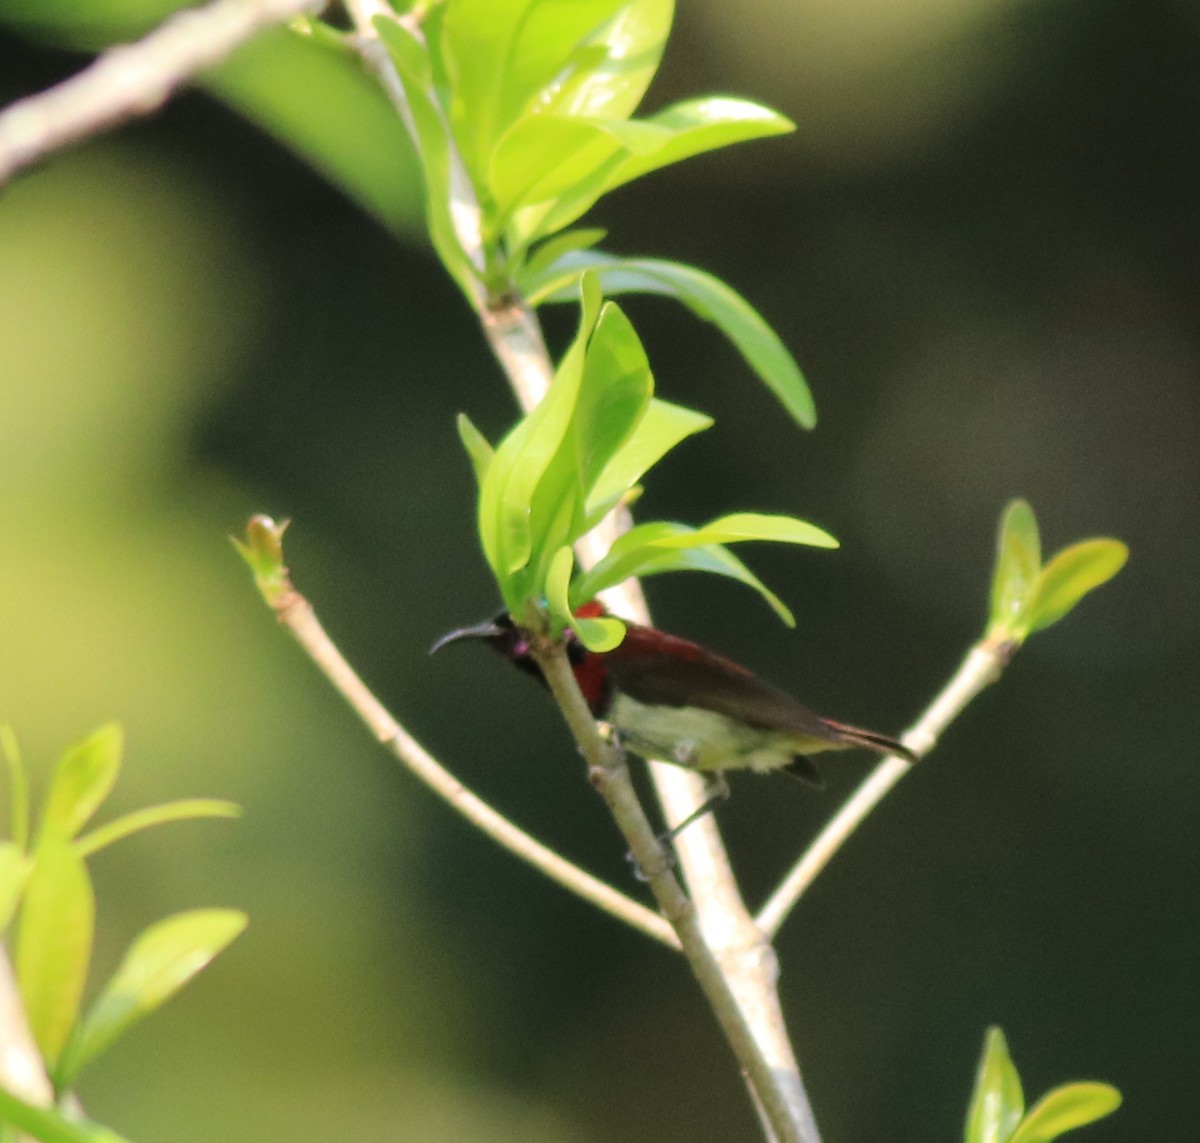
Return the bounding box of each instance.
[756,639,1011,937]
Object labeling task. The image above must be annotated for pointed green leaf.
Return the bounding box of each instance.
[571,522,796,624]
[536,0,673,123]
[0,841,31,934]
[479,274,603,586]
[654,512,837,550]
[544,545,577,637]
[585,398,713,523]
[456,413,495,488]
[523,228,608,280]
[520,253,815,428]
[602,96,794,193]
[375,16,478,302]
[490,115,666,218]
[439,0,628,184]
[1,724,30,850]
[1027,540,1128,635]
[41,725,122,841]
[964,1027,1025,1143]
[57,909,247,1085]
[1009,1082,1122,1143]
[0,1084,132,1143]
[16,833,95,1068]
[74,799,242,859]
[989,500,1042,638]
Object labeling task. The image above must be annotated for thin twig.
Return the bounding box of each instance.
[0,0,325,187]
[259,579,677,949]
[756,641,1010,937]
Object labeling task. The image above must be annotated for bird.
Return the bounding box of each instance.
[431,601,915,803]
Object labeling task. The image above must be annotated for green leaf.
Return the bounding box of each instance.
[512,95,792,246]
[41,725,122,841]
[1,724,30,850]
[0,841,31,934]
[57,909,248,1085]
[535,0,672,123]
[202,25,424,235]
[653,511,837,550]
[15,833,95,1068]
[489,115,665,219]
[438,0,629,186]
[0,1084,131,1143]
[571,521,799,624]
[584,397,712,524]
[602,95,794,194]
[545,546,626,651]
[456,413,495,488]
[375,15,479,302]
[523,228,608,280]
[479,275,603,588]
[74,799,242,859]
[1027,540,1128,635]
[964,1027,1025,1143]
[988,499,1042,638]
[1009,1083,1122,1143]
[520,252,815,429]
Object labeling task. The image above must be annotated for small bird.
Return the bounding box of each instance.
[432,602,915,794]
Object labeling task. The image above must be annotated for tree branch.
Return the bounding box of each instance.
[0,0,325,188]
[756,640,1011,937]
[247,557,676,949]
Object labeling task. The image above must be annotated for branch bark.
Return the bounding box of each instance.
[0,0,325,187]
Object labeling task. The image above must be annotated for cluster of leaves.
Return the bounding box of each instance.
[0,725,243,1142]
[375,0,816,429]
[457,273,836,649]
[987,500,1128,648]
[965,1028,1121,1143]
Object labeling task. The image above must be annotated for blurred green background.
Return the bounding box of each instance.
[2,1,1198,1140]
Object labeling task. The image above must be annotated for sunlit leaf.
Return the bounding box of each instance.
[964,1027,1025,1143]
[544,545,577,636]
[0,841,30,934]
[41,724,122,841]
[536,0,672,122]
[15,833,95,1068]
[57,909,247,1085]
[988,499,1042,638]
[73,799,241,859]
[456,413,495,488]
[479,274,603,586]
[521,252,815,428]
[439,0,627,184]
[602,95,794,193]
[0,1084,132,1143]
[585,398,712,524]
[375,15,478,301]
[1027,540,1128,634]
[1009,1082,1122,1143]
[654,512,837,550]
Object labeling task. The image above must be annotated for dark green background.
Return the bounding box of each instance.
[2,1,1197,1140]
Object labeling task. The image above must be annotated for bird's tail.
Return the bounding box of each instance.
[820,718,917,763]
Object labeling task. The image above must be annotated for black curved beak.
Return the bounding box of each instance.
[428,619,506,655]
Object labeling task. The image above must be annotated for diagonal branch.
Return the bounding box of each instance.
[246,541,676,949]
[756,639,1012,937]
[0,0,325,187]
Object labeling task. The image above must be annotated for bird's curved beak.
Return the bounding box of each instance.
[428,619,506,655]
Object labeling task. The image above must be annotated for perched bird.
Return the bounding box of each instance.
[431,601,915,791]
